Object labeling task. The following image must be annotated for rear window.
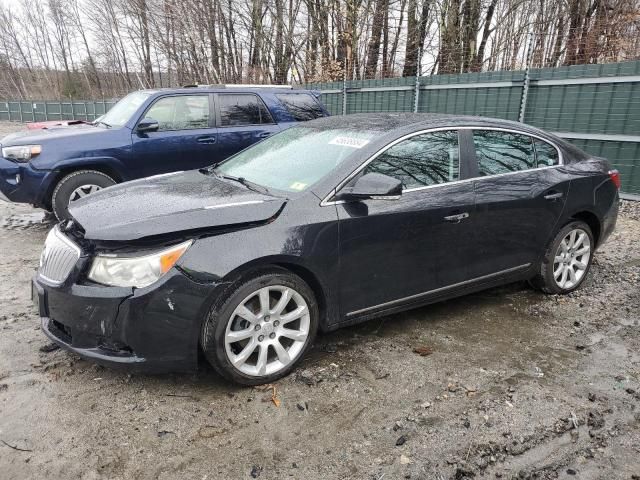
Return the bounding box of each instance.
[218,94,274,126]
[276,93,326,121]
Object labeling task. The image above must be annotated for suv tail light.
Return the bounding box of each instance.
[608,169,621,189]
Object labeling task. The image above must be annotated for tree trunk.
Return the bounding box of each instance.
[364,0,387,78]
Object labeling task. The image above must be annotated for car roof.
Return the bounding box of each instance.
[143,87,314,95]
[300,112,571,150]
[301,112,544,133]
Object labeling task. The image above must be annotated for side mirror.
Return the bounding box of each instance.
[338,172,402,200]
[136,118,159,133]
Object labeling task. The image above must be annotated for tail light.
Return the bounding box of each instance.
[608,169,621,189]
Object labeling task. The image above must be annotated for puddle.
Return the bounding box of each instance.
[1,211,55,230]
[301,281,581,382]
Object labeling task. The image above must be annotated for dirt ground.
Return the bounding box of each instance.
[0,121,639,479]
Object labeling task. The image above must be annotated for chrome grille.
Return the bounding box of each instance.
[38,226,81,285]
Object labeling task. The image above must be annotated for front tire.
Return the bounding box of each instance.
[51,170,116,221]
[201,269,319,385]
[530,220,594,294]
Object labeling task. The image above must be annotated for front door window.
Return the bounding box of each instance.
[145,95,210,131]
[362,130,460,189]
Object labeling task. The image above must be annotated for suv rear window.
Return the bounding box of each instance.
[218,94,273,126]
[276,93,326,121]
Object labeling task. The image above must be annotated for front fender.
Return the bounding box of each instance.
[48,156,128,180]
[31,156,128,207]
[178,217,341,328]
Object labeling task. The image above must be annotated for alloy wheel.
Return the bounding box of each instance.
[224,285,310,377]
[69,184,102,204]
[553,228,591,290]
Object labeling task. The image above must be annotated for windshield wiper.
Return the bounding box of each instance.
[94,120,111,128]
[209,169,270,195]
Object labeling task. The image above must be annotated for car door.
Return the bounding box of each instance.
[130,94,217,178]
[469,129,570,277]
[335,129,477,317]
[214,93,282,160]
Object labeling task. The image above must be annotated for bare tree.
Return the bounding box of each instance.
[0,0,639,99]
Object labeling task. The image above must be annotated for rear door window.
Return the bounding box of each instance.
[144,95,209,131]
[276,93,326,121]
[218,94,274,126]
[362,130,460,189]
[534,139,560,167]
[473,130,535,176]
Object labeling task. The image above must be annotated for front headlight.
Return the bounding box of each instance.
[2,145,42,162]
[87,240,192,288]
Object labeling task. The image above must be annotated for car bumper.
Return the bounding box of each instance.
[0,157,52,206]
[32,269,218,373]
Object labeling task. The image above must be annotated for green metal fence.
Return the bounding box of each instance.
[2,62,639,196]
[0,100,118,122]
[306,60,640,196]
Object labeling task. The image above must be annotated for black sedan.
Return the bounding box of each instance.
[32,113,620,385]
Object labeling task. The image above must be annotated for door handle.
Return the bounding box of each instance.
[258,132,272,138]
[544,191,563,201]
[197,136,217,144]
[443,212,470,223]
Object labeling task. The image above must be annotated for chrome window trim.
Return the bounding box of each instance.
[320,125,564,207]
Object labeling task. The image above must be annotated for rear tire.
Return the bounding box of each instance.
[530,220,594,294]
[201,268,319,386]
[51,170,116,221]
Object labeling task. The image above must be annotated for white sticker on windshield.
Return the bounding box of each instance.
[289,182,307,191]
[328,136,370,149]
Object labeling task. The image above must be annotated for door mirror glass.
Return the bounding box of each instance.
[136,118,159,133]
[339,172,403,200]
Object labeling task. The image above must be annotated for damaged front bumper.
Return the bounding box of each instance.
[32,268,217,373]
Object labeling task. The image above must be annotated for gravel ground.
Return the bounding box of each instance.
[1,121,639,479]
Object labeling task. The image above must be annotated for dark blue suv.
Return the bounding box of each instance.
[0,87,328,219]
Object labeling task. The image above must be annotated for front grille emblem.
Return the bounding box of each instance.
[38,226,82,285]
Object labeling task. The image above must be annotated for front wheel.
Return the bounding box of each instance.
[51,170,116,221]
[201,269,319,385]
[530,220,594,294]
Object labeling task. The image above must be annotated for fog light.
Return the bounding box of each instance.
[15,173,21,184]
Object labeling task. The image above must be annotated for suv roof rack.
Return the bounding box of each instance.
[182,84,293,89]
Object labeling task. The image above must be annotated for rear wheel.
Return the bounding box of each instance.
[530,220,594,294]
[201,269,319,385]
[51,170,116,221]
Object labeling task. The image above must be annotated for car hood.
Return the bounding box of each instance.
[1,124,103,145]
[69,170,287,241]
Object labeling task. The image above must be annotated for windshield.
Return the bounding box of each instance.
[216,127,375,193]
[100,91,152,128]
